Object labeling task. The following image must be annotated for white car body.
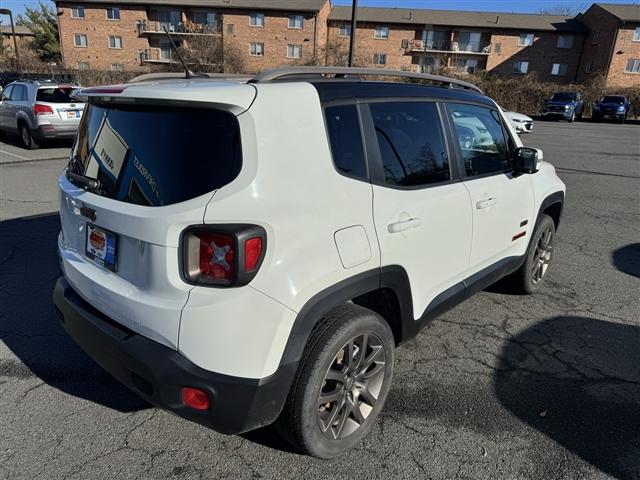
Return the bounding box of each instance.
[503,110,534,133]
[54,70,565,440]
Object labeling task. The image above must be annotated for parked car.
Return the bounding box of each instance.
[502,108,534,133]
[541,91,584,122]
[0,79,84,149]
[53,67,565,458]
[592,95,631,123]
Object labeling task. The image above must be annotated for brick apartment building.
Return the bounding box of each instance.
[576,3,640,87]
[328,6,587,82]
[52,0,640,86]
[1,24,35,57]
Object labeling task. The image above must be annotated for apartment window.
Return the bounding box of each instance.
[494,43,502,54]
[106,7,120,20]
[592,31,599,45]
[287,44,302,59]
[250,42,264,56]
[625,58,640,73]
[77,61,90,70]
[513,60,529,74]
[374,26,390,39]
[551,63,568,76]
[111,63,124,72]
[227,24,235,34]
[339,24,351,37]
[373,53,387,65]
[73,34,88,47]
[518,33,534,46]
[250,12,265,27]
[634,27,640,42]
[557,35,573,49]
[584,62,592,73]
[193,12,217,27]
[288,15,304,29]
[71,6,85,18]
[108,36,123,49]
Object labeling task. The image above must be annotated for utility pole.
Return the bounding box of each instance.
[0,8,20,68]
[348,0,358,67]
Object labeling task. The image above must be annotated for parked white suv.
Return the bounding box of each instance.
[53,67,565,458]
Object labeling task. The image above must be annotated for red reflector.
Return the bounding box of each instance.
[34,103,54,115]
[244,237,263,272]
[512,231,527,241]
[181,387,210,411]
[197,232,235,282]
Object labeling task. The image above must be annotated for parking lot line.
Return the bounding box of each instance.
[0,149,31,161]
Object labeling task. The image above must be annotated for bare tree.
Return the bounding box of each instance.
[176,33,245,73]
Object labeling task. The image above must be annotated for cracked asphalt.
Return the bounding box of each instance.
[1,121,639,480]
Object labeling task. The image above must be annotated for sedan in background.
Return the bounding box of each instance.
[592,95,631,124]
[503,109,534,134]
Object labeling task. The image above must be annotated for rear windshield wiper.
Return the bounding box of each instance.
[67,171,102,192]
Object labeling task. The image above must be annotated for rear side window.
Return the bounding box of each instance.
[447,103,510,177]
[37,87,74,103]
[325,104,367,179]
[71,104,242,206]
[370,102,450,187]
[9,85,28,101]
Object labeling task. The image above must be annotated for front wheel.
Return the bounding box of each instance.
[508,214,556,294]
[568,112,575,123]
[277,304,395,458]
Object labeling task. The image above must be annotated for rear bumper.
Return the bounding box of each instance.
[53,277,294,434]
[36,123,78,140]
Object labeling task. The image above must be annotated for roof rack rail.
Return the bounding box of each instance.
[128,72,252,83]
[249,67,483,94]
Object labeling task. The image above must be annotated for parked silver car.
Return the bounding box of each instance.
[0,79,84,149]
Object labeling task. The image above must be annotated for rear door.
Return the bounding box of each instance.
[445,102,534,272]
[367,100,472,319]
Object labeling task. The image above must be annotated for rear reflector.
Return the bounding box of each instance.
[181,387,210,411]
[34,103,54,115]
[244,237,263,272]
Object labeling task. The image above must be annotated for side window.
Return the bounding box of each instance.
[447,103,510,177]
[370,102,449,187]
[10,85,27,101]
[2,85,14,100]
[325,104,367,180]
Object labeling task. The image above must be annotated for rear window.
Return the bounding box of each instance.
[37,87,75,103]
[70,103,242,206]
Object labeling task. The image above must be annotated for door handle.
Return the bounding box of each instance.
[475,197,497,210]
[388,218,421,234]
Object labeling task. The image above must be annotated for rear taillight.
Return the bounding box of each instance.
[182,225,266,287]
[34,103,54,115]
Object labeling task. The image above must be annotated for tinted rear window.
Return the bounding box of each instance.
[37,87,74,103]
[70,103,242,206]
[325,104,367,179]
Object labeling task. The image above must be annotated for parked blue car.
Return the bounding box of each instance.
[592,95,631,124]
[541,92,584,122]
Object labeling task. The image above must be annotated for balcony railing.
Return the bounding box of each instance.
[137,20,221,35]
[408,39,491,54]
[139,48,174,63]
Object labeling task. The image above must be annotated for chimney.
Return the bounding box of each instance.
[496,15,500,24]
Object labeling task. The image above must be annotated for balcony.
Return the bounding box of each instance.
[408,39,492,54]
[137,19,221,36]
[139,48,175,64]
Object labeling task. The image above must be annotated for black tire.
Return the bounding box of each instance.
[568,112,575,123]
[508,214,556,294]
[619,114,626,125]
[276,304,395,458]
[19,123,39,150]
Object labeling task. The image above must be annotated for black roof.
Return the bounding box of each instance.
[311,81,494,106]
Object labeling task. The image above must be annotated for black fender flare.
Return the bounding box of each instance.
[535,190,565,229]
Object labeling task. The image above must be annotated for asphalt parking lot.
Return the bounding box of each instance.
[1,120,639,480]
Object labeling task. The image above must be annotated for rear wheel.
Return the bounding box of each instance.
[19,123,39,150]
[508,214,556,294]
[277,304,395,458]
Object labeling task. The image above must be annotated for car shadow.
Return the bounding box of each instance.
[0,213,148,412]
[0,133,74,150]
[495,316,640,480]
[612,243,640,279]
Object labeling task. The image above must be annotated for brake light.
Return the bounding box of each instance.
[34,103,54,115]
[181,387,210,411]
[183,225,266,287]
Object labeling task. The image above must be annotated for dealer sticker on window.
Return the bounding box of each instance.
[85,223,117,271]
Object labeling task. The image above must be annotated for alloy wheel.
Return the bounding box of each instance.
[317,333,386,440]
[532,225,553,284]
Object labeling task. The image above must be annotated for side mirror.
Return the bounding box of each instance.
[514,147,542,174]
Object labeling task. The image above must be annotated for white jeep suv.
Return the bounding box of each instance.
[53,67,565,458]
